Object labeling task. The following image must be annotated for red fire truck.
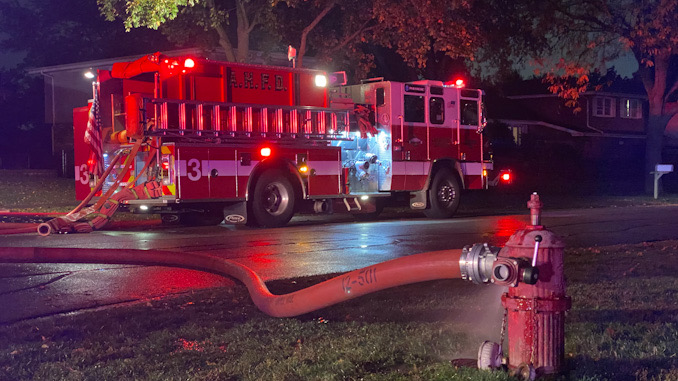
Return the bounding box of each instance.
[73,52,509,228]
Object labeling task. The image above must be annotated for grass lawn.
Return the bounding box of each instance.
[0,171,77,213]
[1,240,677,381]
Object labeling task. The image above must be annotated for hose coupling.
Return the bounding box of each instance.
[490,256,539,287]
[459,243,501,284]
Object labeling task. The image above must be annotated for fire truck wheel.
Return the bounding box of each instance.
[250,170,296,227]
[424,168,461,219]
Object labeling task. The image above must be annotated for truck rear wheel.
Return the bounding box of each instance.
[250,169,296,227]
[424,168,461,218]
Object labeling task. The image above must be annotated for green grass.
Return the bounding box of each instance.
[1,241,677,380]
[0,170,77,213]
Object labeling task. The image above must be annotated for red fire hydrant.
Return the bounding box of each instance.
[499,193,571,378]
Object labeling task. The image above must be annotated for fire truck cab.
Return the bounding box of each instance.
[73,53,503,228]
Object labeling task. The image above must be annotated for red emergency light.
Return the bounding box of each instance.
[184,58,195,68]
[260,147,272,157]
[444,78,466,88]
[500,171,512,183]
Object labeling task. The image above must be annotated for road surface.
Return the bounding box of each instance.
[1,204,677,323]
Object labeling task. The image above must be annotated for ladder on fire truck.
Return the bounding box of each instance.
[139,97,352,143]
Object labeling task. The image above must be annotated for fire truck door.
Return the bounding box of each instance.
[208,148,237,199]
[398,92,428,162]
[428,91,458,161]
[458,95,483,162]
[177,146,210,200]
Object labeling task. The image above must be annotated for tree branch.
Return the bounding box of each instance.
[297,1,336,67]
[326,22,376,55]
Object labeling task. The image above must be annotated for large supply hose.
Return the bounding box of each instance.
[0,246,463,317]
[0,224,41,235]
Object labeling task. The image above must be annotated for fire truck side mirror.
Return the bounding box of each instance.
[330,71,347,86]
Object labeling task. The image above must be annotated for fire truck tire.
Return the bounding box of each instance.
[424,168,461,219]
[250,170,296,227]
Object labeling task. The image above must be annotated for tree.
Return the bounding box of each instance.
[98,0,273,62]
[516,0,678,192]
[270,0,377,78]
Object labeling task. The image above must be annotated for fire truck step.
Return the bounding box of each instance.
[342,198,362,212]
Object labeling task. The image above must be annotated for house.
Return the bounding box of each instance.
[487,88,678,193]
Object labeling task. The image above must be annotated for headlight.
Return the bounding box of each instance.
[315,74,328,87]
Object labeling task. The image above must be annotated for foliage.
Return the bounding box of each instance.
[478,0,678,192]
[98,0,199,31]
[371,0,480,70]
[98,0,275,62]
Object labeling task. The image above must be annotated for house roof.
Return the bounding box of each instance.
[27,48,305,75]
[507,91,647,100]
[495,119,646,140]
[26,48,205,75]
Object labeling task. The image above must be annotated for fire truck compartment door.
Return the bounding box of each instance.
[307,149,341,196]
[208,148,237,199]
[177,146,237,200]
[177,146,210,200]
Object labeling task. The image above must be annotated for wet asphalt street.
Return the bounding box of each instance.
[1,204,678,324]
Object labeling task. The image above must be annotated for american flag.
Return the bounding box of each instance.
[84,83,104,178]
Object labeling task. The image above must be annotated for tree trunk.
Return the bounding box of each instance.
[236,27,250,62]
[205,0,237,62]
[234,0,254,63]
[215,24,237,62]
[644,114,671,194]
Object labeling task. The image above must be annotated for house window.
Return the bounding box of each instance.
[622,98,642,119]
[593,96,615,117]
